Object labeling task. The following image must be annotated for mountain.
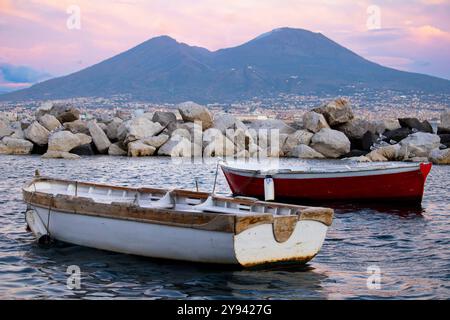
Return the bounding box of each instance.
[1,27,450,103]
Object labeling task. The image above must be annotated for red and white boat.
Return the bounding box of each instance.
[221,161,432,204]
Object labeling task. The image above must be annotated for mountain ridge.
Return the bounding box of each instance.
[1,27,449,103]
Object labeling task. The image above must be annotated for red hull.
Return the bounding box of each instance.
[222,163,432,204]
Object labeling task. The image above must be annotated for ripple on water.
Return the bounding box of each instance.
[0,155,449,299]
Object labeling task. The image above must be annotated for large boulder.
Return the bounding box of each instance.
[42,151,80,159]
[88,121,111,153]
[34,101,53,118]
[282,130,314,157]
[290,144,325,159]
[158,136,197,157]
[310,128,351,158]
[438,110,450,134]
[105,117,123,141]
[177,122,203,142]
[128,141,156,157]
[24,121,50,145]
[361,131,378,151]
[10,123,25,139]
[75,133,92,145]
[0,137,33,155]
[0,119,13,139]
[383,119,401,131]
[108,142,127,156]
[152,111,177,132]
[63,120,90,134]
[398,118,433,133]
[213,114,247,133]
[49,104,80,123]
[399,132,441,158]
[203,133,235,157]
[70,144,96,156]
[337,118,370,140]
[178,101,213,129]
[48,131,82,152]
[248,119,295,135]
[429,148,450,165]
[438,134,450,148]
[383,127,413,143]
[312,98,354,126]
[117,117,164,144]
[302,111,329,133]
[225,128,253,152]
[142,134,170,149]
[38,114,61,132]
[366,144,403,162]
[171,128,191,140]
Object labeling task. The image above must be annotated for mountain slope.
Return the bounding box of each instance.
[1,28,449,103]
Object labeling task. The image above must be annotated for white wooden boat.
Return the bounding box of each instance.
[22,176,333,267]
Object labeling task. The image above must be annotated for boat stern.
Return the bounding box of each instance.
[233,208,333,267]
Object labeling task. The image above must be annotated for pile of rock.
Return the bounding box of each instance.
[1,99,449,165]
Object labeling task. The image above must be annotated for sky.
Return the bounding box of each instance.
[0,0,449,91]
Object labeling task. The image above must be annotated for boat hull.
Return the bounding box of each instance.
[25,205,328,267]
[222,163,432,204]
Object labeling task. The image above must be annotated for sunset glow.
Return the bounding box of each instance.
[0,0,449,90]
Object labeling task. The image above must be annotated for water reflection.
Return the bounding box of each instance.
[0,155,448,299]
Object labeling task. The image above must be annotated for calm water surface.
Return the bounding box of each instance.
[0,155,448,299]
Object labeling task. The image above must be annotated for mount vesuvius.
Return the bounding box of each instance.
[2,27,449,103]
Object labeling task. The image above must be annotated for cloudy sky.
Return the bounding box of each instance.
[1,0,449,91]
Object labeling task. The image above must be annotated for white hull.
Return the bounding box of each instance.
[26,205,328,266]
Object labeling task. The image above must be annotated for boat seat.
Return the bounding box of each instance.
[192,196,253,215]
[139,190,175,209]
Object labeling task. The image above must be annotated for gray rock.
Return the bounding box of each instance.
[108,142,127,156]
[302,111,329,133]
[152,111,177,132]
[178,101,213,129]
[399,132,441,158]
[429,148,450,165]
[64,120,90,134]
[88,121,111,153]
[142,134,169,148]
[38,114,61,132]
[399,118,433,133]
[366,144,403,162]
[0,119,14,139]
[49,104,80,123]
[105,117,123,140]
[383,119,401,131]
[213,114,247,133]
[289,144,325,159]
[310,128,351,158]
[203,133,235,157]
[312,98,354,126]
[158,136,197,157]
[42,151,80,159]
[48,131,82,152]
[0,137,33,155]
[248,119,295,135]
[438,110,450,134]
[75,133,92,145]
[70,144,96,156]
[282,130,314,157]
[128,141,156,157]
[117,117,164,144]
[24,121,50,145]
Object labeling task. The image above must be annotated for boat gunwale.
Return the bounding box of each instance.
[220,162,427,176]
[22,177,334,235]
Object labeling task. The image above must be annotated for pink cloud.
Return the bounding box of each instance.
[0,0,449,81]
